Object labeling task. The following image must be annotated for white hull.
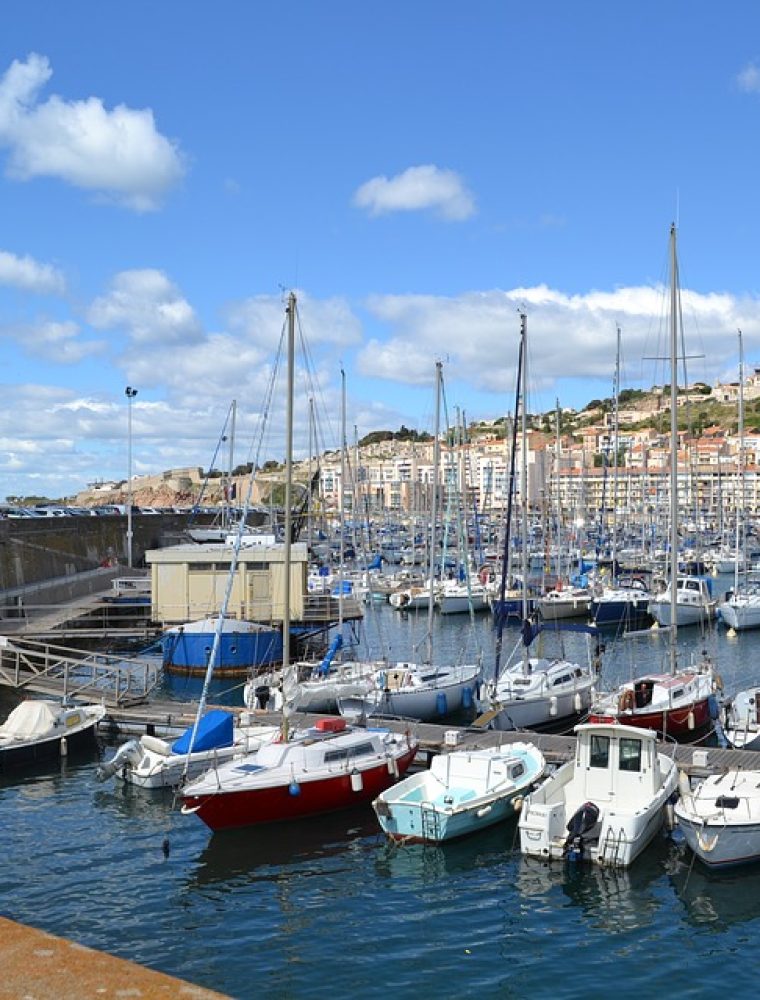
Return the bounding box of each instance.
[519,722,678,867]
[675,771,760,868]
[339,663,481,722]
[720,597,760,632]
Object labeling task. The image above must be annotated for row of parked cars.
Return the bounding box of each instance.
[0,504,196,519]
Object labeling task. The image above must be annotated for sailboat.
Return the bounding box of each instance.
[180,293,417,830]
[475,313,602,732]
[719,332,760,631]
[337,362,482,723]
[589,225,717,739]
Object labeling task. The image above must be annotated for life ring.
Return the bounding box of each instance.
[618,689,635,714]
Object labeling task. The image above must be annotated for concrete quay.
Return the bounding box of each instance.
[0,916,230,999]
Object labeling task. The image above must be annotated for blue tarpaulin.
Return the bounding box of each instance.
[171,709,234,754]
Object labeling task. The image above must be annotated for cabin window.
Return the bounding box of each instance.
[672,689,684,700]
[190,563,219,572]
[619,738,642,772]
[509,762,525,780]
[553,674,571,686]
[589,735,610,769]
[324,742,375,763]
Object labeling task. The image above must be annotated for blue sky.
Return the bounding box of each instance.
[2,2,760,500]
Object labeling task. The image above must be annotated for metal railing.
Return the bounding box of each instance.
[0,635,161,707]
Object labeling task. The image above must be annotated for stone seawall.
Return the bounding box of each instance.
[0,513,265,595]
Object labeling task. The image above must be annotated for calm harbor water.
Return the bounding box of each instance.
[3,583,760,999]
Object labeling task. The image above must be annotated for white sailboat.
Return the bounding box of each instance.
[475,313,601,732]
[590,224,717,738]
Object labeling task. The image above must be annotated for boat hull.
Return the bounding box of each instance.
[589,697,712,739]
[182,746,417,830]
[377,791,522,843]
[676,815,760,868]
[0,717,101,772]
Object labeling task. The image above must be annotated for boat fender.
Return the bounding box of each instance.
[713,673,724,692]
[60,736,68,758]
[549,696,558,717]
[678,770,692,799]
[574,692,582,713]
[142,735,172,756]
[665,802,675,832]
[476,804,493,818]
[462,686,473,710]
[350,770,363,793]
[288,781,301,796]
[687,710,695,731]
[387,757,399,777]
[436,692,448,716]
[708,694,720,721]
[512,796,524,814]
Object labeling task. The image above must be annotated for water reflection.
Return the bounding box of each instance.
[374,821,517,882]
[514,838,670,934]
[187,806,380,888]
[667,842,760,928]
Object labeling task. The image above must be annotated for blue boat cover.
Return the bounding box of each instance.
[171,709,234,754]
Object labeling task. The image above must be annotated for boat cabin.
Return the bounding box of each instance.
[572,723,664,808]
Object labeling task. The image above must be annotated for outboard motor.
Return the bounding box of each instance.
[562,801,600,862]
[96,739,142,782]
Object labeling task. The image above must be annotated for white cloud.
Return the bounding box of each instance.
[0,249,65,294]
[353,164,475,220]
[2,319,106,364]
[0,53,185,211]
[226,291,362,350]
[88,269,203,345]
[358,285,760,398]
[736,62,760,94]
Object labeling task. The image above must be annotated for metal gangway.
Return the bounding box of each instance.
[0,635,162,707]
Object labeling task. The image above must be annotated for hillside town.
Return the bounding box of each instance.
[64,372,760,533]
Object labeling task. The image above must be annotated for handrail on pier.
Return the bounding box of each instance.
[0,635,161,707]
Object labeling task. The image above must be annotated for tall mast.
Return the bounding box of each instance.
[426,361,443,665]
[735,329,745,595]
[611,326,621,581]
[519,313,530,675]
[282,292,295,688]
[668,224,679,673]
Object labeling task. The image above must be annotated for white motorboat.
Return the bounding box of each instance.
[373,742,545,843]
[675,770,760,868]
[0,699,105,771]
[519,722,678,867]
[96,709,280,789]
[648,576,717,627]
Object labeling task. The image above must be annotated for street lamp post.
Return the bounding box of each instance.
[125,386,138,569]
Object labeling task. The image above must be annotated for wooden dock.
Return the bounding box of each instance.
[97,700,760,777]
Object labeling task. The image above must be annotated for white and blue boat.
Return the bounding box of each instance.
[372,741,545,843]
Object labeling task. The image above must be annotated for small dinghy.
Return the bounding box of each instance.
[373,742,545,843]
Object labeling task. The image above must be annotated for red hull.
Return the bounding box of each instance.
[589,696,712,740]
[183,746,417,831]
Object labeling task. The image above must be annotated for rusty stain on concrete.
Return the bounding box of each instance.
[0,917,231,999]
